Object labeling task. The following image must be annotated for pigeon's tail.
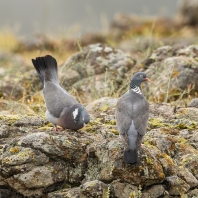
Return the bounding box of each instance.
[32,55,58,87]
[123,149,138,164]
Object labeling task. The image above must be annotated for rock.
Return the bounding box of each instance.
[188,98,198,108]
[191,131,198,142]
[0,67,5,76]
[85,97,117,115]
[0,100,35,115]
[47,187,81,198]
[177,0,198,26]
[110,13,177,34]
[59,43,136,101]
[111,180,138,198]
[145,45,198,102]
[149,103,174,119]
[0,188,23,198]
[187,188,198,197]
[177,167,198,188]
[1,97,198,197]
[0,80,25,100]
[59,68,81,88]
[0,125,10,138]
[165,175,190,195]
[81,180,109,198]
[15,34,57,52]
[175,106,198,123]
[48,180,109,198]
[142,184,165,198]
[176,45,198,57]
[13,115,46,127]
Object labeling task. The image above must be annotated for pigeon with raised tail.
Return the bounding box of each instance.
[115,72,149,164]
[32,55,90,131]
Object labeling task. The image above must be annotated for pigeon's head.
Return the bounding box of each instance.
[72,106,90,125]
[130,72,150,88]
[60,104,90,130]
[132,72,150,83]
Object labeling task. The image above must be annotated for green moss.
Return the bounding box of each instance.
[177,137,188,144]
[109,129,119,135]
[38,126,53,130]
[143,140,155,148]
[173,118,198,130]
[100,104,109,111]
[148,118,167,128]
[105,119,116,125]
[146,156,153,165]
[0,115,20,125]
[85,126,97,134]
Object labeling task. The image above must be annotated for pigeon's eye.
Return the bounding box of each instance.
[140,75,143,78]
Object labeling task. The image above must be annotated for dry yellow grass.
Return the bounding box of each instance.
[0,28,19,52]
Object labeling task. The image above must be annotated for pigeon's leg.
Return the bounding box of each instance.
[54,124,58,132]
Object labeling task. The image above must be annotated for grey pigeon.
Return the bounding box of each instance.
[32,55,90,131]
[115,72,150,164]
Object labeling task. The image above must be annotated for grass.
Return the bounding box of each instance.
[0,28,19,52]
[0,16,197,115]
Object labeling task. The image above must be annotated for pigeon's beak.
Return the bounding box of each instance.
[145,78,150,82]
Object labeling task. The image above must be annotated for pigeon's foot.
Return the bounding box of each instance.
[53,125,66,132]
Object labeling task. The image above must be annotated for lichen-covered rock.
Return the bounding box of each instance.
[142,184,165,198]
[177,0,198,26]
[165,175,190,195]
[187,188,198,197]
[59,43,136,100]
[177,167,198,188]
[47,180,109,198]
[144,45,198,102]
[188,98,198,108]
[111,180,138,198]
[0,100,35,115]
[47,187,81,198]
[1,97,198,197]
[80,180,109,198]
[15,34,57,52]
[0,188,23,198]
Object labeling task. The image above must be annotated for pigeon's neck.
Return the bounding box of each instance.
[130,80,142,94]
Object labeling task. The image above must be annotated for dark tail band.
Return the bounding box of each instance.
[123,149,138,164]
[32,55,58,87]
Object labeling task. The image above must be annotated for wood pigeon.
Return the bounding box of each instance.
[32,55,90,131]
[116,72,150,164]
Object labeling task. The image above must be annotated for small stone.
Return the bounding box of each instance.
[111,180,138,198]
[178,167,198,188]
[142,184,165,198]
[81,180,109,198]
[165,175,190,195]
[188,98,198,108]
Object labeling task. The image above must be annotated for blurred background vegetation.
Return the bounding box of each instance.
[0,0,198,114]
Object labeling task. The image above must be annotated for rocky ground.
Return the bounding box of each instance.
[1,0,198,197]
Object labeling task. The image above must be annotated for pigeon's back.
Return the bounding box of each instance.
[43,82,78,118]
[116,90,149,135]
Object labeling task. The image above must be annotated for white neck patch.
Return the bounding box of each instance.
[73,108,79,119]
[131,86,142,94]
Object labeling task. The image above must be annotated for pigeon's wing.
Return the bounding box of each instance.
[43,81,78,118]
[132,97,149,136]
[116,96,133,135]
[116,92,149,144]
[116,95,134,149]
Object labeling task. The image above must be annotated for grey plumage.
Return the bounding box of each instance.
[32,55,90,131]
[115,72,149,164]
